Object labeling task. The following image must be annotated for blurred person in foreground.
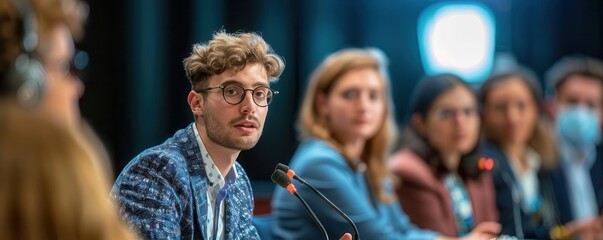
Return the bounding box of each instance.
[271,49,499,240]
[545,56,603,239]
[0,102,134,240]
[0,0,86,128]
[0,0,112,176]
[0,0,134,239]
[389,74,499,238]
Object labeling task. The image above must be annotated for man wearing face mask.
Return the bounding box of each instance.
[545,55,603,239]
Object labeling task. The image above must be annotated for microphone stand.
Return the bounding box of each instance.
[277,164,360,240]
[272,169,329,240]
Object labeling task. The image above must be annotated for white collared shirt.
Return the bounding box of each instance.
[508,148,541,213]
[560,143,598,220]
[193,124,238,240]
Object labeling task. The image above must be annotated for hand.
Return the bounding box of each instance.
[463,222,501,240]
[566,216,603,240]
[435,222,501,240]
[339,233,352,240]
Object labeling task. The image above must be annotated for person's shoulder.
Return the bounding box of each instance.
[389,149,429,174]
[114,126,198,187]
[130,141,189,171]
[295,139,346,163]
[110,142,197,219]
[389,149,437,187]
[113,147,192,193]
[390,149,424,166]
[291,139,347,171]
[128,125,196,169]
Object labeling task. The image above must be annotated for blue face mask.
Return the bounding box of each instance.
[555,105,601,148]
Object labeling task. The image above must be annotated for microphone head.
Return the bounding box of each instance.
[460,154,496,177]
[271,169,291,189]
[477,157,495,171]
[276,163,297,179]
[275,163,290,173]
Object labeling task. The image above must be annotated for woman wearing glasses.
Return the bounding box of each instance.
[271,49,497,240]
[389,74,500,238]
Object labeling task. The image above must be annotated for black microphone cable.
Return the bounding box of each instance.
[271,169,329,240]
[276,163,360,240]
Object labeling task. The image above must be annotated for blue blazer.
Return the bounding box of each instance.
[549,144,603,224]
[481,141,558,239]
[111,123,259,239]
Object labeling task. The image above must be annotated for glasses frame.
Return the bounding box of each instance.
[432,106,478,120]
[196,84,279,107]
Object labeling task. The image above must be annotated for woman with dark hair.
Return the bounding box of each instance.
[390,74,499,238]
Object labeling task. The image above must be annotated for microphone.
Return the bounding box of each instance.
[271,169,329,240]
[276,163,360,240]
[460,154,496,178]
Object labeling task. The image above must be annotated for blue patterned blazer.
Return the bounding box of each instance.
[111,123,259,239]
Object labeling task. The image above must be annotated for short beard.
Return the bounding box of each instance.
[203,113,262,150]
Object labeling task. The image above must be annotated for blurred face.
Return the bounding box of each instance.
[417,86,479,156]
[192,63,269,150]
[555,75,603,123]
[482,77,538,146]
[318,68,386,145]
[39,25,84,128]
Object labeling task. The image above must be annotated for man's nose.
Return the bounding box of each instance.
[240,91,256,114]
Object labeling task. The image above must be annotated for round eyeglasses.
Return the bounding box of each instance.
[196,84,279,107]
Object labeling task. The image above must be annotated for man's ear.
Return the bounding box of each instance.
[188,91,204,117]
[411,113,426,135]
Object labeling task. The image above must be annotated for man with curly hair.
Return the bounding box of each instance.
[111,31,285,239]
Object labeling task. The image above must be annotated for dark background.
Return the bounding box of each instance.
[78,0,603,190]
